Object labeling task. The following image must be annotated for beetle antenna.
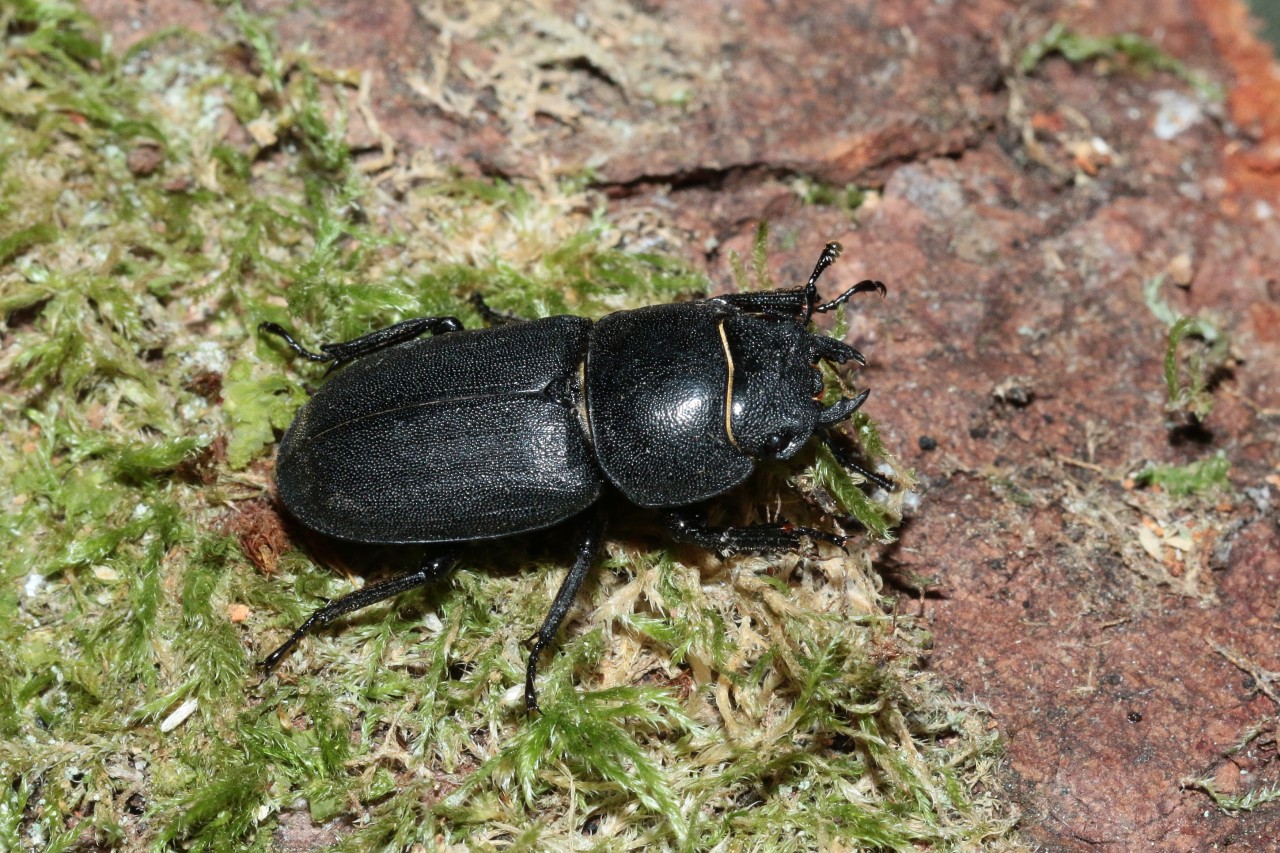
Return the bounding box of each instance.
[812,279,887,315]
[803,241,844,322]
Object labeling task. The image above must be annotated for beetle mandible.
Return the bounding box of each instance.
[259,241,890,711]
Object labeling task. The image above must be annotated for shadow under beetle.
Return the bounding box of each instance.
[259,241,892,711]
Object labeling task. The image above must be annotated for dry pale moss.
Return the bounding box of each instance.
[409,0,709,151]
[1046,454,1236,605]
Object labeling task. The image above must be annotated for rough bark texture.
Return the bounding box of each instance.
[86,0,1280,848]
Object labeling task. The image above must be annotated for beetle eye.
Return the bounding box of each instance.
[762,431,790,457]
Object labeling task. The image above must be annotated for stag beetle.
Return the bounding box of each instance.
[259,242,890,710]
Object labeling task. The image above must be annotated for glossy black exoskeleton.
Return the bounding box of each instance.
[259,242,890,710]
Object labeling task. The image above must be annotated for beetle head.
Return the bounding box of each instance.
[723,316,867,460]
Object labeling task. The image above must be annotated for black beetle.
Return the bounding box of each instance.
[259,241,890,710]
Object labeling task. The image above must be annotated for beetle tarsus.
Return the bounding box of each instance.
[805,241,843,290]
[260,636,299,674]
[801,241,843,321]
[259,322,332,363]
[260,551,459,674]
[525,511,605,712]
[523,629,548,713]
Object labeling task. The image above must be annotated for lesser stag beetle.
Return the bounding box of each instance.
[259,241,891,710]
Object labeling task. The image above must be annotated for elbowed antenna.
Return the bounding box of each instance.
[807,242,844,290]
[801,241,888,321]
[802,241,844,322]
[813,279,887,315]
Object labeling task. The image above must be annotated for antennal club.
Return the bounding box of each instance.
[803,241,844,321]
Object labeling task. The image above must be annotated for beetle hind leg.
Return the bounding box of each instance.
[525,511,605,713]
[261,550,459,673]
[260,315,464,370]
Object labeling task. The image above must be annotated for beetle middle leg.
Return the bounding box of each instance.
[661,508,846,553]
[469,293,527,327]
[525,510,605,712]
[261,549,459,673]
[260,315,464,370]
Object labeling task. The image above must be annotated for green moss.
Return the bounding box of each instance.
[795,179,867,217]
[990,476,1035,508]
[461,686,697,841]
[1133,452,1231,497]
[0,3,1015,850]
[1144,275,1231,423]
[223,359,309,469]
[1163,315,1229,422]
[1019,21,1222,100]
[1184,777,1280,814]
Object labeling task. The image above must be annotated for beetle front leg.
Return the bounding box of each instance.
[260,315,464,370]
[526,510,605,712]
[820,431,897,492]
[261,550,459,673]
[661,508,846,554]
